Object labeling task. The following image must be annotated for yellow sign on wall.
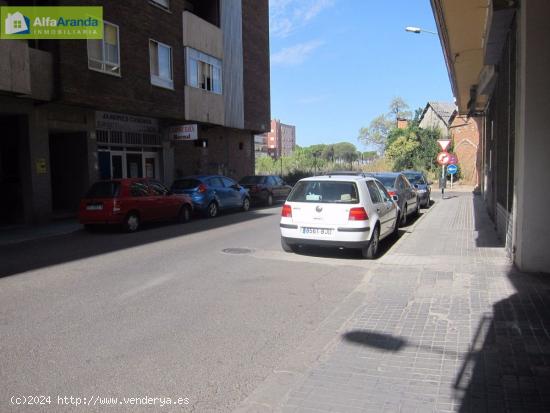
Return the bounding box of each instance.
[36,158,47,174]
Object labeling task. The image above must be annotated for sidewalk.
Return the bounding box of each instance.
[0,219,81,247]
[238,191,550,412]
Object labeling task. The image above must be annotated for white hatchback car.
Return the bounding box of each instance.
[280,175,399,258]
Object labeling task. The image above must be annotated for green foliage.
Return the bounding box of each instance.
[358,114,393,150]
[389,96,412,121]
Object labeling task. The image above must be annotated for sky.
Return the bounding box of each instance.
[268,0,454,149]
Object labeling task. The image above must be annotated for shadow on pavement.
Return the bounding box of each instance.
[0,208,277,279]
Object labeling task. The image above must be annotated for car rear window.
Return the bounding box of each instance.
[172,179,201,190]
[404,173,424,184]
[240,176,266,184]
[373,176,397,188]
[288,181,359,204]
[85,182,120,198]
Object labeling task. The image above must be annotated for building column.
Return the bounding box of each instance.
[513,0,550,272]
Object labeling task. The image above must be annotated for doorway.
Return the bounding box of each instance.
[49,132,89,216]
[0,116,24,226]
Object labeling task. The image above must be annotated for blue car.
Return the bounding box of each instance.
[402,170,432,208]
[171,175,250,218]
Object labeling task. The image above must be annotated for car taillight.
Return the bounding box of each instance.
[198,184,207,193]
[113,199,121,213]
[349,207,368,221]
[282,204,292,218]
[250,185,259,193]
[387,191,397,197]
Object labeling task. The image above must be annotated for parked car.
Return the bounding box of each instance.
[171,175,250,218]
[370,172,419,226]
[79,178,193,232]
[239,175,292,206]
[402,170,432,208]
[280,175,399,259]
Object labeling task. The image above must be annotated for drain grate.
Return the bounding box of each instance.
[222,248,254,255]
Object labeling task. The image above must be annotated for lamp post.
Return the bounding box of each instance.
[405,26,437,35]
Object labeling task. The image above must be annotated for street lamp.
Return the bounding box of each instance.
[405,26,437,35]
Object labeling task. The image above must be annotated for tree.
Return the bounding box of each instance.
[385,133,420,171]
[388,96,412,121]
[358,115,393,150]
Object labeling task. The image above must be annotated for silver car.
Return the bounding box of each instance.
[370,172,419,226]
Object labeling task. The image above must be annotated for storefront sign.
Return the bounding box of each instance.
[169,124,198,141]
[1,6,103,39]
[95,111,159,133]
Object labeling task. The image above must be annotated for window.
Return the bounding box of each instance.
[186,47,222,94]
[375,182,392,202]
[130,182,149,197]
[366,181,383,204]
[207,177,224,188]
[288,181,359,204]
[221,178,236,188]
[150,0,169,9]
[149,180,169,196]
[87,21,120,76]
[149,40,173,89]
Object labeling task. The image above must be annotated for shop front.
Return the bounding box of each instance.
[95,111,164,181]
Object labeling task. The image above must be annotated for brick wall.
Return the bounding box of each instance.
[451,115,481,186]
[173,127,253,180]
[56,0,186,121]
[241,0,270,133]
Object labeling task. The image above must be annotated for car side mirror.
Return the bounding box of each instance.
[231,184,240,190]
[392,195,399,202]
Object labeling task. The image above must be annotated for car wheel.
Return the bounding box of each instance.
[206,201,219,218]
[401,205,407,227]
[281,237,296,253]
[178,205,191,223]
[242,197,250,211]
[362,226,379,259]
[266,193,274,206]
[415,200,420,216]
[426,195,431,208]
[123,212,140,233]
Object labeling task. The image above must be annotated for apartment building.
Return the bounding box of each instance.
[260,119,296,159]
[0,0,270,225]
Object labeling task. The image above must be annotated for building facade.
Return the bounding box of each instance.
[431,0,550,273]
[0,0,270,225]
[418,101,457,137]
[448,115,481,187]
[260,119,296,159]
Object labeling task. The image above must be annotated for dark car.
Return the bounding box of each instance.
[239,175,292,206]
[171,175,250,218]
[402,170,432,208]
[370,172,419,226]
[79,179,193,232]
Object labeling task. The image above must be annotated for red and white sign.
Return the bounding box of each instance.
[438,139,451,151]
[169,124,198,141]
[448,153,458,165]
[437,151,451,165]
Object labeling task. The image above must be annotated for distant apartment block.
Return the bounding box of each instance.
[258,119,296,159]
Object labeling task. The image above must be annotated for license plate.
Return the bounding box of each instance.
[301,227,333,236]
[86,204,103,211]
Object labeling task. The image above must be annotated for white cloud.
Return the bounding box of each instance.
[270,0,335,38]
[271,40,324,66]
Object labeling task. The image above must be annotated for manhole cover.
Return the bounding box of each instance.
[222,248,254,255]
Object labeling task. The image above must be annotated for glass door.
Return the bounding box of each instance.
[144,152,160,179]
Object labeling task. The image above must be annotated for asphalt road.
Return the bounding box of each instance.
[0,205,379,412]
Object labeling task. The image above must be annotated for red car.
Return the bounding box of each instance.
[79,179,193,232]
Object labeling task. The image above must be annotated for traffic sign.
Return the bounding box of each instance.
[447,164,458,175]
[438,139,451,151]
[448,153,458,165]
[437,151,450,165]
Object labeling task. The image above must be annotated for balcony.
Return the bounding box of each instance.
[182,10,223,59]
[0,40,53,101]
[184,85,224,126]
